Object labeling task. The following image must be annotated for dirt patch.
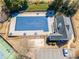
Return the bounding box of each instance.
[71,9,79,57]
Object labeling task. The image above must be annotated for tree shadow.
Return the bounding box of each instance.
[56,40,68,48]
[45,1,56,17]
[46,36,68,47]
[10,12,19,17]
[46,38,56,46]
[46,38,68,47]
[46,10,55,17]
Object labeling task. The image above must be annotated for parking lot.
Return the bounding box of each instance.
[28,48,70,59]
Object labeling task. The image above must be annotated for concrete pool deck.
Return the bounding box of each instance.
[9,12,54,36]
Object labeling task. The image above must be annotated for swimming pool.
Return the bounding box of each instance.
[9,12,53,36]
[15,16,49,32]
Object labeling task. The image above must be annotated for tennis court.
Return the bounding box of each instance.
[0,37,16,59]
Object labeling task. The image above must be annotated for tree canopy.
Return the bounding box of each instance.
[48,0,63,12]
[48,0,79,16]
[60,0,79,16]
[4,0,28,13]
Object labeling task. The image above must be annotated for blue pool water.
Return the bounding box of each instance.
[15,16,49,32]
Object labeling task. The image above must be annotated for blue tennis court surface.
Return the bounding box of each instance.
[15,16,49,32]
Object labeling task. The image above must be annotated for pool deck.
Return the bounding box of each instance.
[9,12,54,36]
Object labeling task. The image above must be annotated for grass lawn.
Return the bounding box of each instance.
[26,4,48,11]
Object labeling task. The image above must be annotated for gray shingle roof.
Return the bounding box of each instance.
[49,15,68,40]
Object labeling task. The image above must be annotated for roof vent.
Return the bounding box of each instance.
[66,25,69,31]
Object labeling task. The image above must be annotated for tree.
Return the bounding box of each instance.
[59,0,70,15]
[48,0,63,12]
[4,0,28,13]
[61,0,79,16]
[48,0,79,16]
[0,5,9,23]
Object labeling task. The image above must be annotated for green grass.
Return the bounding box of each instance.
[27,4,48,11]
